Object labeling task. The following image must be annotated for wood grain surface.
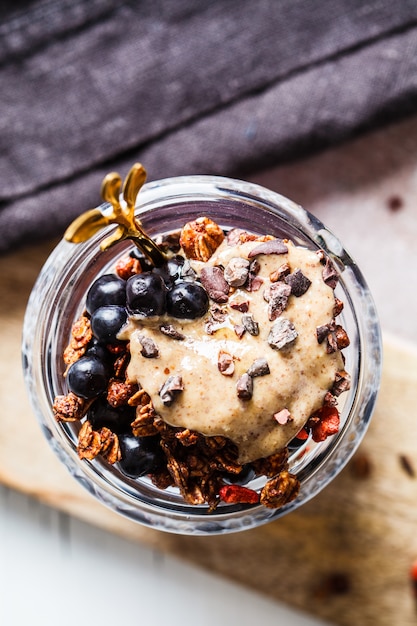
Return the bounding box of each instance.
[1,238,416,626]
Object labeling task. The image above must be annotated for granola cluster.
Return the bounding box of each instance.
[53,216,351,511]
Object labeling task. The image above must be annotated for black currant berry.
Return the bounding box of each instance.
[90,305,128,343]
[88,397,135,434]
[66,356,110,399]
[126,272,167,317]
[86,274,126,315]
[166,281,209,319]
[118,434,164,478]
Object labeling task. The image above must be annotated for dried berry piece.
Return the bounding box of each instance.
[180,216,225,261]
[236,373,253,400]
[159,375,184,406]
[268,318,298,350]
[200,266,230,303]
[219,484,260,504]
[284,269,311,297]
[248,239,288,258]
[308,405,340,442]
[115,254,141,280]
[260,470,300,508]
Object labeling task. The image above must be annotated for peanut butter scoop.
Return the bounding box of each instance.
[122,236,346,464]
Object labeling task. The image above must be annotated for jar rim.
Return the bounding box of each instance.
[22,174,382,535]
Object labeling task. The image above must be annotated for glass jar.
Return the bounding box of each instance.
[22,175,382,535]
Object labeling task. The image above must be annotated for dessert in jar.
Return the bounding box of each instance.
[22,164,381,534]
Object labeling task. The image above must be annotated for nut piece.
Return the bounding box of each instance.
[115,254,141,280]
[53,392,90,422]
[180,217,225,262]
[63,315,93,366]
[260,470,300,508]
[77,421,121,464]
[248,239,288,258]
[107,379,139,408]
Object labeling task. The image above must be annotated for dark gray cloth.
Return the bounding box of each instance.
[1,0,417,252]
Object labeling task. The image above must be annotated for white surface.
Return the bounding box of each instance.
[0,485,328,626]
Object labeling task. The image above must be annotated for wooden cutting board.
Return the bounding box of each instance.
[1,240,417,626]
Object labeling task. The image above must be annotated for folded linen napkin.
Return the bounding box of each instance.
[1,0,416,252]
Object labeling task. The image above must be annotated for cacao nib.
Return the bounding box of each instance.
[236,373,253,400]
[248,239,288,257]
[242,313,259,336]
[200,266,230,303]
[159,375,184,406]
[264,282,291,321]
[285,269,311,297]
[247,357,270,378]
[159,324,186,341]
[138,335,160,358]
[268,318,298,350]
